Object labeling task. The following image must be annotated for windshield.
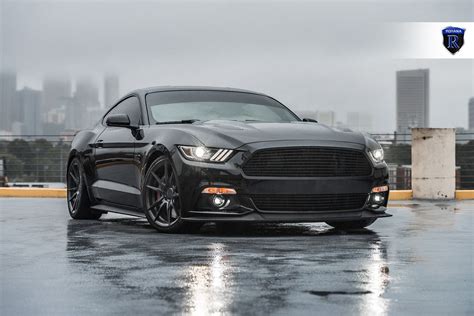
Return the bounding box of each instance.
[145,90,300,123]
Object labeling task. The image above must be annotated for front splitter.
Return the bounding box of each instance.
[182,209,392,223]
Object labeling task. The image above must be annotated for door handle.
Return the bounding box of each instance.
[95,139,104,148]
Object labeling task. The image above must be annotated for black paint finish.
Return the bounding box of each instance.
[68,86,390,223]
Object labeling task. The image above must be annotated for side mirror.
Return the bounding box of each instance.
[106,114,136,128]
[302,118,318,123]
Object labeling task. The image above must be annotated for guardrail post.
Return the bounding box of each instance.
[412,128,456,199]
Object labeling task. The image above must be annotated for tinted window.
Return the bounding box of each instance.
[105,96,142,125]
[145,91,299,123]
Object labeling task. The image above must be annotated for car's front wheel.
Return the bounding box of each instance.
[143,156,198,233]
[326,218,376,230]
[67,157,102,220]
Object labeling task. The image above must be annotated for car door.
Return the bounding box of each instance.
[91,96,143,208]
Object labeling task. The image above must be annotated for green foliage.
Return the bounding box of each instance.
[0,138,70,182]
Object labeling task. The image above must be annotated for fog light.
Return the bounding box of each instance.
[372,193,385,204]
[212,194,227,208]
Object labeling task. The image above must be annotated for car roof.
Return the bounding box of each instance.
[132,86,267,97]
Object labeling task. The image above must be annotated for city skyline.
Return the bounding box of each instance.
[1,68,473,135]
[1,0,472,134]
[0,71,120,135]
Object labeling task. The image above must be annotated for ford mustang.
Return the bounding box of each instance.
[67,86,390,233]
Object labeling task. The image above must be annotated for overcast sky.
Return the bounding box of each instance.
[1,0,473,132]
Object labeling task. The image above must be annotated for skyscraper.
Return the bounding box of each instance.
[396,69,430,137]
[67,78,101,130]
[104,74,119,109]
[42,75,72,114]
[18,87,43,135]
[0,71,18,131]
[469,97,474,130]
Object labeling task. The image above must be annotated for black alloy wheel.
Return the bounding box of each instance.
[67,157,102,220]
[144,156,188,233]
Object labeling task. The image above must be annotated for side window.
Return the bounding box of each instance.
[104,96,142,126]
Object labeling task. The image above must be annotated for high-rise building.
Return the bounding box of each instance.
[67,78,101,130]
[347,112,373,132]
[42,75,72,113]
[469,97,474,130]
[396,69,430,137]
[0,72,18,131]
[75,78,100,106]
[17,87,43,135]
[104,74,119,109]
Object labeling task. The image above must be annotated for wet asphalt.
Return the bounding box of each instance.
[0,198,473,315]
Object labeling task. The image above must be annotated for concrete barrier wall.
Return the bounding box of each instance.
[412,128,456,199]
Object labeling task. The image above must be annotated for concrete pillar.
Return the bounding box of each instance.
[412,128,456,199]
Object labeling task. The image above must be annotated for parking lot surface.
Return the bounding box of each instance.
[1,198,473,315]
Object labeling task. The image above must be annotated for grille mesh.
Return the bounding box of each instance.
[251,193,368,212]
[243,147,372,177]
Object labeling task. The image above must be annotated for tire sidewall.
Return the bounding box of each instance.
[67,157,85,217]
[67,157,99,219]
[143,156,185,233]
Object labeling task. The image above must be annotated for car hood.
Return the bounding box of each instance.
[152,120,368,149]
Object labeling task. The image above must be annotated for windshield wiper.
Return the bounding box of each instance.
[156,119,200,125]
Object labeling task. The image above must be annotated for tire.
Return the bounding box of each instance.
[326,218,376,230]
[67,157,102,220]
[143,156,195,233]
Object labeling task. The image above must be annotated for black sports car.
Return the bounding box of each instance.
[67,86,390,233]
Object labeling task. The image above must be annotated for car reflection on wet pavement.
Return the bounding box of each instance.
[1,198,473,315]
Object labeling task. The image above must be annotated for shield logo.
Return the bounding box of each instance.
[442,26,465,54]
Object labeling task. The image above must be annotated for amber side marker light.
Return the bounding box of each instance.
[202,187,237,195]
[371,185,389,193]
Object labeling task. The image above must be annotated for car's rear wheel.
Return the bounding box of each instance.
[67,157,102,220]
[143,156,198,233]
[326,218,376,230]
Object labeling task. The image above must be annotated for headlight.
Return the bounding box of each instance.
[369,148,384,163]
[178,146,234,162]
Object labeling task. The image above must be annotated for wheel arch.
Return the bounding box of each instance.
[67,149,78,169]
[142,144,173,181]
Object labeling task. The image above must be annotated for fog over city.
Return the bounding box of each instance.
[1,0,473,133]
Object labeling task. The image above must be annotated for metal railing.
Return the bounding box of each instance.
[0,135,73,186]
[371,132,474,190]
[0,132,473,189]
[455,132,474,189]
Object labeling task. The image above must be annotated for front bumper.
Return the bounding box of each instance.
[171,141,390,223]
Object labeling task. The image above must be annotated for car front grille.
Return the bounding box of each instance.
[251,193,368,212]
[242,147,372,177]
